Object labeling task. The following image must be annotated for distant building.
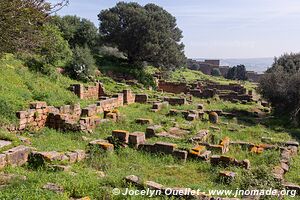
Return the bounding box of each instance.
[246,71,262,82]
[187,59,263,82]
[187,59,229,76]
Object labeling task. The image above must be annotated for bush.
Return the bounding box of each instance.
[259,53,300,125]
[226,65,248,80]
[39,24,73,66]
[66,46,96,82]
[211,68,222,76]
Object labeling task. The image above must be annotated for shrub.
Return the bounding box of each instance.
[259,53,300,125]
[211,68,222,76]
[66,46,96,82]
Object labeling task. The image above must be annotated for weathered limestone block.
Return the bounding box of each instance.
[230,141,255,149]
[198,150,211,161]
[186,113,198,121]
[151,102,168,112]
[197,104,204,110]
[112,130,129,143]
[138,143,156,153]
[128,132,146,147]
[145,181,164,190]
[30,101,47,109]
[189,130,209,142]
[219,171,236,182]
[272,165,285,180]
[189,145,206,157]
[0,140,12,149]
[135,118,153,125]
[89,140,114,151]
[154,142,177,154]
[42,182,64,193]
[282,182,300,195]
[172,149,188,162]
[146,125,162,138]
[65,152,78,163]
[106,112,117,122]
[74,150,86,161]
[163,97,186,106]
[209,144,225,154]
[4,145,31,166]
[124,175,142,186]
[0,154,6,169]
[209,112,219,123]
[135,94,148,103]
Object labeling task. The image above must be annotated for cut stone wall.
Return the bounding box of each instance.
[11,90,133,133]
[158,80,189,94]
[69,82,106,100]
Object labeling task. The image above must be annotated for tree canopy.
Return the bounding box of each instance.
[259,53,300,124]
[98,2,186,69]
[50,15,99,51]
[226,65,248,80]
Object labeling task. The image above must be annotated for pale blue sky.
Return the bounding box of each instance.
[49,0,300,59]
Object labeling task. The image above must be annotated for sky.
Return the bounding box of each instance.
[49,0,300,59]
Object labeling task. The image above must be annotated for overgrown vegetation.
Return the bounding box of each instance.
[259,53,300,125]
[98,2,186,69]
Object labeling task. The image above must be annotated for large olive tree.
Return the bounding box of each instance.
[98,2,186,69]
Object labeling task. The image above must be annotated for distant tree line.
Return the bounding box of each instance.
[225,65,248,80]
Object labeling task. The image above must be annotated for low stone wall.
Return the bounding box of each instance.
[135,94,148,103]
[0,145,31,169]
[15,102,49,131]
[69,82,106,100]
[205,83,246,94]
[163,97,186,105]
[158,80,189,94]
[123,89,135,105]
[11,89,134,133]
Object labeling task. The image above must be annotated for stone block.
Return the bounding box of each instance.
[145,181,164,190]
[65,152,78,163]
[189,145,206,157]
[135,94,148,103]
[30,101,47,109]
[186,113,197,121]
[146,125,162,138]
[189,130,209,142]
[89,140,114,151]
[124,175,142,186]
[135,118,153,125]
[172,149,188,161]
[128,132,146,146]
[4,145,31,166]
[198,150,211,161]
[219,171,236,182]
[138,143,156,153]
[197,104,204,110]
[154,142,177,154]
[0,154,6,169]
[0,140,12,149]
[112,130,129,143]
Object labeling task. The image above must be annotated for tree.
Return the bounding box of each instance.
[39,24,72,65]
[98,2,186,69]
[0,0,69,54]
[66,46,96,82]
[211,68,222,76]
[50,15,99,51]
[225,65,247,80]
[259,53,300,124]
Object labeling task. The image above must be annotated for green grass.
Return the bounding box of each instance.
[0,54,84,125]
[0,58,299,199]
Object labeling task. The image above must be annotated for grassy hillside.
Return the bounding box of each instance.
[0,54,82,125]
